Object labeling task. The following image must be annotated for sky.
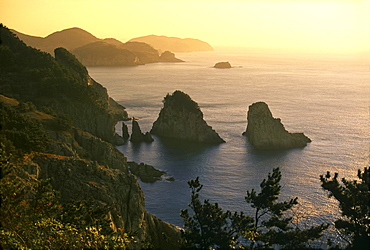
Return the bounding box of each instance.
[1,0,370,53]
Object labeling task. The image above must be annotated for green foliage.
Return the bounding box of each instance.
[0,102,50,153]
[54,47,88,83]
[180,177,253,249]
[321,168,370,249]
[17,101,37,112]
[0,25,111,124]
[54,113,73,131]
[0,146,133,249]
[180,179,240,250]
[164,90,200,113]
[245,168,328,249]
[181,169,329,249]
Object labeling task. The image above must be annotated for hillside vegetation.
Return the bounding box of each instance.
[0,24,181,249]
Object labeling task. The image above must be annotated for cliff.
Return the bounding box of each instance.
[243,102,311,149]
[129,35,214,53]
[0,25,180,249]
[0,27,128,144]
[151,90,225,143]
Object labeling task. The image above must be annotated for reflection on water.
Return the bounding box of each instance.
[90,51,369,245]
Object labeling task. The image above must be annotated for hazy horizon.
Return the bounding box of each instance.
[2,0,370,54]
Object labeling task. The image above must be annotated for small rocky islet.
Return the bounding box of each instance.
[214,61,232,68]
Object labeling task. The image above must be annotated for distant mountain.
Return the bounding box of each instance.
[11,27,100,54]
[129,35,214,52]
[11,28,185,66]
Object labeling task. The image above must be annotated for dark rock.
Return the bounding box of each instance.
[159,51,184,62]
[31,153,180,249]
[113,133,125,146]
[214,61,231,68]
[151,90,225,143]
[128,161,174,183]
[130,118,154,143]
[122,121,129,141]
[243,102,311,149]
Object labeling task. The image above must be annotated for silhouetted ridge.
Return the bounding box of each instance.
[72,41,138,66]
[11,27,185,66]
[11,27,100,54]
[129,34,214,52]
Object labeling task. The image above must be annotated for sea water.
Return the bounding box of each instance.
[88,50,369,245]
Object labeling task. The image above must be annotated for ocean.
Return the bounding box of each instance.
[88,50,369,245]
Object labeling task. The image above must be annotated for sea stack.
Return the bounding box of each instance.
[151,90,225,143]
[130,118,154,143]
[243,102,311,149]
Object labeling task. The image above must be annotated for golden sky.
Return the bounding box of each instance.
[1,0,369,53]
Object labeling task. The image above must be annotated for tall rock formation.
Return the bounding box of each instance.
[243,102,311,149]
[122,121,130,141]
[151,91,225,143]
[130,118,154,143]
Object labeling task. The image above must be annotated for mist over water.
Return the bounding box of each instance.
[88,51,369,244]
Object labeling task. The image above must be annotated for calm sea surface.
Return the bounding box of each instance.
[88,51,369,245]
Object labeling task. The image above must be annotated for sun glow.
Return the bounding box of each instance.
[1,0,369,53]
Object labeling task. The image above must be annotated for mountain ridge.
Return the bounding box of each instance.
[11,27,187,66]
[129,34,214,52]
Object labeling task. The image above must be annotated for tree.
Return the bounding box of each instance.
[320,167,370,249]
[181,169,328,250]
[245,168,328,249]
[180,177,253,249]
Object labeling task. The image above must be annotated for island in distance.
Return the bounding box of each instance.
[214,61,232,68]
[151,90,225,143]
[10,27,187,66]
[129,34,214,53]
[243,102,311,149]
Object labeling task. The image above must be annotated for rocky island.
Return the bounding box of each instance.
[151,90,225,143]
[159,51,184,62]
[128,162,174,183]
[243,102,311,149]
[214,61,232,68]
